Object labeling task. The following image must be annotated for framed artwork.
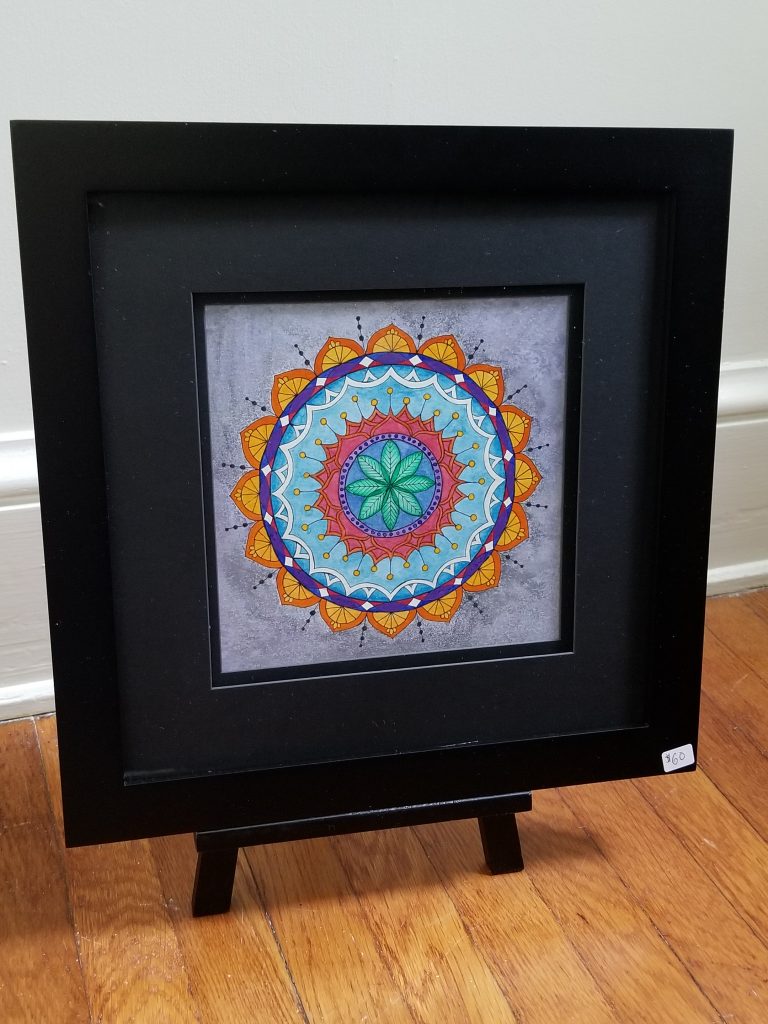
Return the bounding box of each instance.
[11,122,732,855]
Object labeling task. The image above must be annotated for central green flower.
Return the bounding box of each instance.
[346,440,434,531]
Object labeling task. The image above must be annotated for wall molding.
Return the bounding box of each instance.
[0,430,38,506]
[707,558,768,597]
[717,359,768,421]
[0,678,54,721]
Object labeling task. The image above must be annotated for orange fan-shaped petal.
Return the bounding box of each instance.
[319,600,366,632]
[230,471,263,519]
[276,568,319,608]
[465,363,504,405]
[244,523,281,568]
[514,453,541,501]
[419,588,463,623]
[271,369,314,415]
[497,503,529,551]
[418,334,466,370]
[463,551,501,592]
[367,324,416,354]
[500,405,532,452]
[314,336,364,373]
[240,416,277,469]
[367,609,416,638]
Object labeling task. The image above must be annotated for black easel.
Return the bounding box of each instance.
[192,791,531,916]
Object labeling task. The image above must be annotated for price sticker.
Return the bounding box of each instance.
[661,743,695,772]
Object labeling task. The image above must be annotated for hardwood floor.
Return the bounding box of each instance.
[1,591,767,1023]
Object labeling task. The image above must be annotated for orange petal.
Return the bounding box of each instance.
[366,324,416,354]
[465,363,504,405]
[418,588,463,623]
[276,568,319,608]
[500,405,532,452]
[314,336,364,373]
[514,453,541,501]
[271,369,314,415]
[319,600,367,632]
[244,523,281,568]
[240,415,277,469]
[418,334,466,370]
[497,503,529,551]
[464,551,502,592]
[230,471,263,519]
[367,609,416,638]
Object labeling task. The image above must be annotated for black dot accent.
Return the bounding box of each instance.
[358,620,368,648]
[245,396,268,411]
[416,619,425,644]
[504,556,525,568]
[471,598,484,614]
[252,571,275,588]
[525,502,549,509]
[505,384,528,402]
[468,337,486,359]
[527,443,550,453]
[355,315,365,343]
[225,521,250,532]
[417,315,426,343]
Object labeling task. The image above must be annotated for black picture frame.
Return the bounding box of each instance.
[11,122,732,849]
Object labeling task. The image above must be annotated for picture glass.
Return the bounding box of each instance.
[198,291,572,682]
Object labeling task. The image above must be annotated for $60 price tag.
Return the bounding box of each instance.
[662,743,695,772]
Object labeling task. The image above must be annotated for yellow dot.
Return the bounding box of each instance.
[371,398,378,407]
[468,493,475,500]
[303,472,310,478]
[387,387,394,394]
[314,438,323,446]
[341,411,348,419]
[470,514,478,521]
[371,565,378,572]
[403,561,410,568]
[424,393,431,400]
[452,412,459,420]
[320,417,327,426]
[299,451,307,459]
[353,569,360,576]
[304,504,311,511]
[456,524,463,531]
[457,430,464,437]
[386,573,394,580]
[422,564,429,571]
[403,397,410,405]
[322,552,330,559]
[433,409,440,417]
[293,488,300,495]
[352,395,359,403]
[434,546,441,554]
[301,524,308,532]
[342,555,349,562]
[472,442,479,449]
[451,542,458,550]
[468,460,475,468]
[479,477,486,484]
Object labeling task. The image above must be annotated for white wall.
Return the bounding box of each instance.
[1,0,767,718]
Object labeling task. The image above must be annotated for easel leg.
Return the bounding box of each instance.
[478,813,525,874]
[191,846,239,916]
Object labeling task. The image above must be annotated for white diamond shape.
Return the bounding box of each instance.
[408,598,420,608]
[285,556,294,567]
[409,355,422,365]
[489,407,497,417]
[504,450,513,461]
[484,542,493,552]
[262,463,272,475]
[455,577,463,585]
[264,513,273,524]
[280,415,289,426]
[503,497,512,507]
[454,373,464,383]
[319,587,329,597]
[362,601,373,610]
[315,376,327,386]
[360,357,373,367]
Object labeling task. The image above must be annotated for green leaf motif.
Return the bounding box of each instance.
[359,491,386,520]
[380,440,400,481]
[395,474,433,494]
[382,491,400,531]
[346,477,385,498]
[395,490,423,517]
[357,454,386,483]
[391,451,422,484]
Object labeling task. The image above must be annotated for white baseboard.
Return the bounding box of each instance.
[707,558,768,597]
[0,678,55,722]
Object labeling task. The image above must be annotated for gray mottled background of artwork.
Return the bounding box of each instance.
[203,294,569,675]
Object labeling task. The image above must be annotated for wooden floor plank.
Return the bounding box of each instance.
[0,719,90,1024]
[35,716,201,1024]
[634,770,768,946]
[151,835,306,1024]
[707,594,768,685]
[416,816,620,1024]
[562,778,768,1023]
[244,838,416,1024]
[698,692,768,841]
[702,628,768,751]
[521,790,720,1024]
[745,589,768,624]
[331,826,516,1023]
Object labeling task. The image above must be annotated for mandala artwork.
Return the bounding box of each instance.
[229,324,541,639]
